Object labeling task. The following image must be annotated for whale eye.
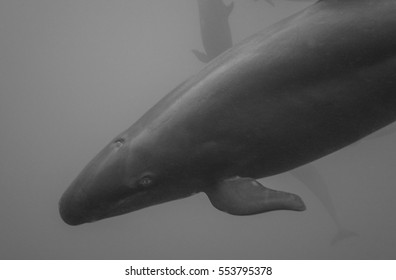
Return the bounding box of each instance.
[114,138,125,148]
[138,174,155,187]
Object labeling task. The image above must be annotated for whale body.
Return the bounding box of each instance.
[59,0,396,225]
[195,0,353,243]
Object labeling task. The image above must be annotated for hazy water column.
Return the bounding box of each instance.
[0,0,395,259]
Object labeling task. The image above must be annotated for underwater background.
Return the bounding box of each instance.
[1,0,396,259]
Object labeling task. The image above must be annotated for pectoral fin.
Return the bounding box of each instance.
[192,49,211,63]
[205,177,306,215]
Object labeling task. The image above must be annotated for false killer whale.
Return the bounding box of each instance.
[195,0,355,243]
[60,0,396,226]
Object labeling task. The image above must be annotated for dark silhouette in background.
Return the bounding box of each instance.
[290,166,357,244]
[255,0,317,7]
[192,0,234,63]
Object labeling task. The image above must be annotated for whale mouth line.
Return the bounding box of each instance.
[86,191,150,223]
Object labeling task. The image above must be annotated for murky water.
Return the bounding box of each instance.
[1,0,395,259]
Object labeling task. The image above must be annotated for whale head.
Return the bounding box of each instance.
[59,127,200,225]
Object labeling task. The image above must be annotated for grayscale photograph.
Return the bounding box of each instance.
[1,0,396,259]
